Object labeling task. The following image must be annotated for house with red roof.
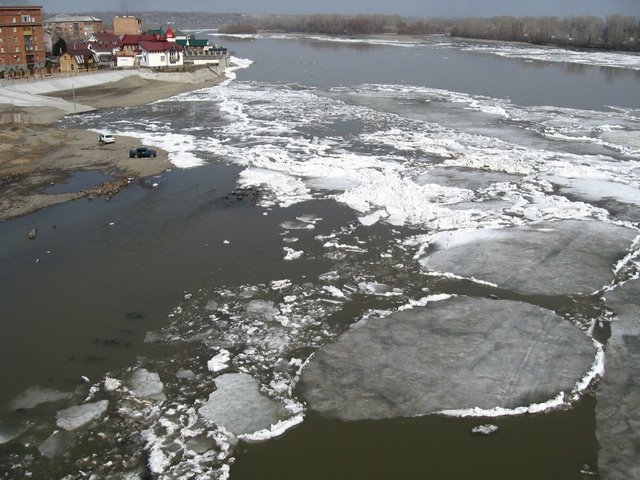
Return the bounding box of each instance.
[113,33,164,68]
[85,32,120,45]
[138,40,183,68]
[83,33,120,68]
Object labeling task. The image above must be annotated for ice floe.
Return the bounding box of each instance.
[103,377,121,392]
[460,42,640,71]
[414,167,522,190]
[198,373,289,436]
[126,368,166,402]
[10,386,72,410]
[299,296,596,421]
[597,280,640,480]
[208,349,232,373]
[421,220,637,295]
[56,400,109,431]
[0,428,23,445]
[38,430,74,458]
[283,246,304,260]
[471,424,499,435]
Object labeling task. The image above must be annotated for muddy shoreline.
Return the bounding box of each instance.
[0,72,226,223]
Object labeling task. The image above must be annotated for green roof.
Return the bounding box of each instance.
[146,28,165,35]
[176,38,209,47]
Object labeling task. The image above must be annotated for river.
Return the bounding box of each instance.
[1,34,639,479]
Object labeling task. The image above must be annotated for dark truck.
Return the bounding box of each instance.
[129,147,157,158]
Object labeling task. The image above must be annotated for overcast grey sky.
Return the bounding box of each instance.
[29,0,640,17]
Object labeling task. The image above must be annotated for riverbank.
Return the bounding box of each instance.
[0,67,227,222]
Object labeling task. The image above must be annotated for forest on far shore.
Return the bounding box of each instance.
[218,14,640,51]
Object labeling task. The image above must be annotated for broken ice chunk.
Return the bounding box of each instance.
[246,300,279,321]
[358,282,391,295]
[208,350,231,373]
[103,377,121,392]
[358,210,388,226]
[471,424,499,435]
[198,373,288,436]
[10,387,72,410]
[0,427,24,445]
[38,430,74,458]
[414,167,521,190]
[205,300,219,312]
[322,285,345,298]
[56,400,109,431]
[176,369,196,379]
[127,368,166,401]
[283,247,304,261]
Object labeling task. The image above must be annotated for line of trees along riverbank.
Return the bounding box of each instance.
[223,14,640,52]
[451,15,640,51]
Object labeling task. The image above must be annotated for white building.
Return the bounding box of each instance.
[138,40,183,68]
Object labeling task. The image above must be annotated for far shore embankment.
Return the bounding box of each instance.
[0,64,229,223]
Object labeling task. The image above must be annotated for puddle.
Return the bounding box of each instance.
[44,171,114,194]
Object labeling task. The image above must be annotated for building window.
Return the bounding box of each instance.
[22,15,33,23]
[14,37,18,44]
[15,47,19,52]
[160,55,166,62]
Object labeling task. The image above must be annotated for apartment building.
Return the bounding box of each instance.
[44,15,103,40]
[113,16,141,36]
[0,5,45,73]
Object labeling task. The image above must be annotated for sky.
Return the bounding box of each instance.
[11,0,640,17]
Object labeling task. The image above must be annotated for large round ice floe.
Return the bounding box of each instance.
[422,220,637,295]
[299,297,595,421]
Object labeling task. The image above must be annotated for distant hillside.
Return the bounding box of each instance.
[42,11,250,30]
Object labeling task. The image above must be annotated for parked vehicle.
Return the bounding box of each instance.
[97,134,115,144]
[129,147,157,158]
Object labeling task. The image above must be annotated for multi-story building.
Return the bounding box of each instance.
[44,15,102,41]
[0,4,45,73]
[113,16,141,36]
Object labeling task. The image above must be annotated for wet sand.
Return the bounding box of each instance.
[0,72,226,222]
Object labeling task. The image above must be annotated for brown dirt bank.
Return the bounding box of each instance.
[0,73,227,223]
[0,124,172,222]
[47,73,226,110]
